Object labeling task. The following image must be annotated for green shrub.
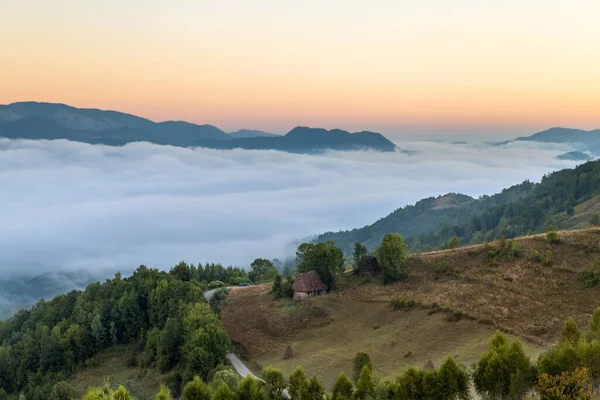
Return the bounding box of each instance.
[547,230,560,244]
[487,237,522,263]
[353,353,372,382]
[207,280,226,289]
[389,296,419,311]
[543,250,554,267]
[448,236,460,249]
[529,249,543,263]
[582,260,600,288]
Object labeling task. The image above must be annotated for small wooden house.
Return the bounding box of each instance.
[292,270,328,300]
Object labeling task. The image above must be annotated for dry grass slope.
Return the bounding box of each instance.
[221,228,600,387]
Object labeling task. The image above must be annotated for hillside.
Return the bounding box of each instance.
[0,102,396,153]
[514,127,600,156]
[319,159,600,253]
[221,228,600,386]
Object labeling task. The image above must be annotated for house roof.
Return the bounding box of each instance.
[293,270,327,292]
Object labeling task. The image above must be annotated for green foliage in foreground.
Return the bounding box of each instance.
[0,263,231,399]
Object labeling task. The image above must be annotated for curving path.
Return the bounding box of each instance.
[205,286,289,397]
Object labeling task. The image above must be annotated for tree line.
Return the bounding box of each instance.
[319,160,600,254]
[0,264,232,399]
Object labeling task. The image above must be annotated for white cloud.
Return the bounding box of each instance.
[0,138,578,275]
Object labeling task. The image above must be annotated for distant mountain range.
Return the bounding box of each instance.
[0,102,396,153]
[514,127,600,158]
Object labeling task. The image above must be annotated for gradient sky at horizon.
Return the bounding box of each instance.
[1,0,599,139]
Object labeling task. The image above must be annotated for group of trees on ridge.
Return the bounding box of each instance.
[319,160,600,254]
[0,264,232,399]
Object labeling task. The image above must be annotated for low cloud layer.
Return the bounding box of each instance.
[0,138,578,277]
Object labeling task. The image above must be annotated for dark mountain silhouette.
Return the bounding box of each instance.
[0,102,396,153]
[513,127,600,155]
[228,129,279,138]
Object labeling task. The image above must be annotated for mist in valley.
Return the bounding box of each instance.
[0,138,580,308]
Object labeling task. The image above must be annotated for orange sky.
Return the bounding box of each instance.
[1,0,599,137]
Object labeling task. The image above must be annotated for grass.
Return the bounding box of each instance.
[249,297,543,389]
[220,228,600,388]
[66,345,164,400]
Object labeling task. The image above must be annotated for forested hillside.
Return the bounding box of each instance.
[319,160,600,253]
[0,263,248,399]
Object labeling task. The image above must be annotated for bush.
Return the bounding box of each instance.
[591,214,600,226]
[209,288,229,315]
[389,296,419,311]
[50,381,75,400]
[547,230,560,244]
[529,249,543,263]
[535,368,596,400]
[582,260,600,288]
[353,353,372,382]
[543,250,554,267]
[487,238,522,263]
[448,236,460,249]
[207,280,226,289]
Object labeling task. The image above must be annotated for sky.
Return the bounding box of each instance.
[0,138,578,277]
[1,0,600,139]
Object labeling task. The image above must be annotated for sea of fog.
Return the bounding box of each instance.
[0,138,579,279]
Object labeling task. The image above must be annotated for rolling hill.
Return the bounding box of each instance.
[318,159,600,253]
[0,102,396,153]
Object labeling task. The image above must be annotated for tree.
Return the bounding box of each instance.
[354,366,374,400]
[307,376,325,400]
[436,357,470,400]
[296,241,345,289]
[0,389,7,400]
[182,376,211,400]
[210,369,240,393]
[171,262,192,282]
[50,381,75,400]
[237,376,263,400]
[113,386,134,400]
[473,331,535,399]
[332,373,354,400]
[262,366,286,400]
[375,233,409,284]
[271,275,283,299]
[588,307,600,341]
[249,259,278,283]
[561,318,582,346]
[448,236,460,249]
[352,353,372,383]
[155,385,173,400]
[352,242,369,276]
[289,366,309,400]
[212,383,236,400]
